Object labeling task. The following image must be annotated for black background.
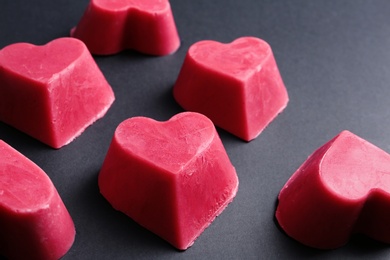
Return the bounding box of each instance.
[1,0,390,259]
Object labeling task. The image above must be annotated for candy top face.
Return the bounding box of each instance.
[0,38,84,83]
[0,141,53,212]
[115,112,216,173]
[320,130,390,200]
[188,37,272,80]
[93,0,169,12]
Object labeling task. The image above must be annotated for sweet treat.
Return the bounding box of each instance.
[0,37,115,149]
[173,37,288,141]
[98,112,239,250]
[0,140,75,259]
[276,130,390,249]
[71,0,180,55]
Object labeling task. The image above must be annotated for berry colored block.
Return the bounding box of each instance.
[276,130,390,249]
[71,0,180,56]
[173,37,288,142]
[0,140,75,260]
[98,112,239,250]
[0,37,115,149]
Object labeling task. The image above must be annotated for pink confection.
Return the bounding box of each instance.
[98,112,239,250]
[0,37,115,149]
[71,0,180,55]
[276,130,390,249]
[0,140,75,260]
[173,37,288,142]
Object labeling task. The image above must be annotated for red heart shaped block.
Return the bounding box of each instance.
[173,37,289,141]
[0,37,115,149]
[98,112,239,250]
[0,140,75,259]
[276,130,390,249]
[71,0,180,55]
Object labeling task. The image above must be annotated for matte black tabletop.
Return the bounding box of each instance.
[1,0,390,259]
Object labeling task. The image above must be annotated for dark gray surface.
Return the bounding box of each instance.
[1,0,390,259]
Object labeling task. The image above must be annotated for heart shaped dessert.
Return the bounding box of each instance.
[71,0,180,55]
[0,37,115,149]
[173,37,289,141]
[276,130,390,249]
[98,112,239,250]
[0,140,75,259]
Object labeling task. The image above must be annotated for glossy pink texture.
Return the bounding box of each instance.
[0,140,75,259]
[0,37,115,149]
[173,37,288,141]
[276,130,390,249]
[98,112,239,250]
[71,0,180,55]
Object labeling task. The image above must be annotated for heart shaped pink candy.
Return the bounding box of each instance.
[98,112,239,250]
[71,0,180,55]
[0,140,75,259]
[276,130,390,249]
[173,37,289,141]
[0,37,115,148]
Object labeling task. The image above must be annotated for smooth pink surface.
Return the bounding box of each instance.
[0,37,115,149]
[0,140,75,260]
[98,112,239,250]
[276,130,390,249]
[71,0,180,55]
[173,37,289,141]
